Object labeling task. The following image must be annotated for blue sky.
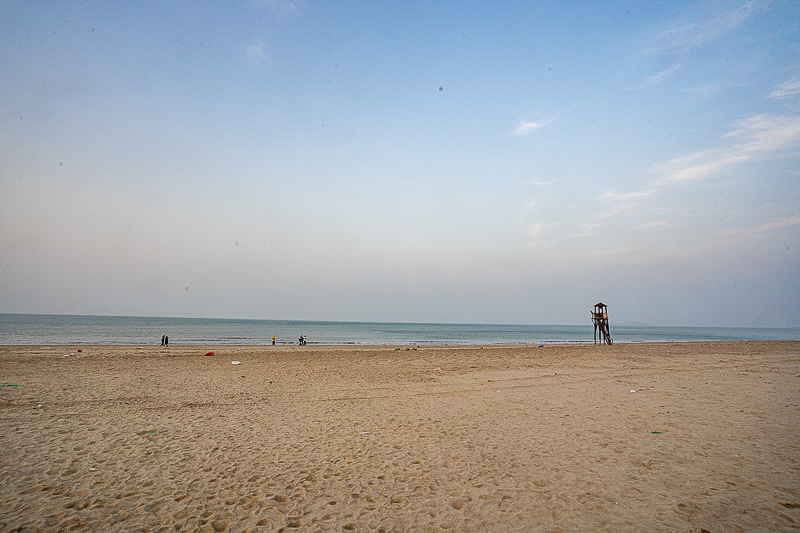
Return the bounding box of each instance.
[1,0,798,327]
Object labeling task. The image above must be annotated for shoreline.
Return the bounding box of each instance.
[3,338,799,349]
[2,341,798,531]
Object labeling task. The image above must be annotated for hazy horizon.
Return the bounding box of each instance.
[1,1,799,328]
[3,311,800,332]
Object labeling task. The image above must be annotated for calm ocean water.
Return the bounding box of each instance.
[1,314,799,346]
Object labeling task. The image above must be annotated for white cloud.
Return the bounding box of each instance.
[523,199,540,213]
[724,113,800,152]
[647,112,800,188]
[601,190,654,202]
[599,202,641,219]
[529,223,545,238]
[645,0,772,54]
[630,64,682,90]
[769,78,800,99]
[252,0,303,17]
[510,118,553,136]
[244,40,270,65]
[597,110,800,221]
[715,215,800,243]
[530,179,556,186]
[637,221,684,229]
[651,152,751,186]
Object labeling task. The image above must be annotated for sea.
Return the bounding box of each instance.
[1,314,799,346]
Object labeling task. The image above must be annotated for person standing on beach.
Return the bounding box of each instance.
[165,335,169,346]
[161,335,165,346]
[272,336,276,345]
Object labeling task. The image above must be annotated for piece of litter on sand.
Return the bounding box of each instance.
[630,390,636,393]
[89,467,98,472]
[232,361,241,365]
[359,431,370,435]
[205,352,215,356]
[63,353,74,357]
[650,431,662,434]
[0,384,19,387]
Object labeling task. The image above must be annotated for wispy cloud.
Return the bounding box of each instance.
[648,150,751,187]
[252,0,303,17]
[600,95,800,217]
[510,118,553,136]
[645,0,772,54]
[648,112,800,187]
[648,63,683,84]
[528,223,545,238]
[598,189,655,217]
[601,190,654,202]
[530,179,556,186]
[769,78,800,99]
[716,214,800,239]
[568,223,600,238]
[760,214,800,230]
[599,202,642,219]
[630,63,682,90]
[637,221,684,229]
[523,199,540,213]
[723,113,800,154]
[244,40,270,66]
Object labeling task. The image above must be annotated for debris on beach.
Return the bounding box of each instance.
[232,361,241,365]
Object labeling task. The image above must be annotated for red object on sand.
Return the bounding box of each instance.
[77,350,82,353]
[205,352,215,356]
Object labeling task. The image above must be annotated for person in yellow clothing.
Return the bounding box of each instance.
[272,336,276,345]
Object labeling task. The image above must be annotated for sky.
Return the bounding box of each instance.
[1,1,799,328]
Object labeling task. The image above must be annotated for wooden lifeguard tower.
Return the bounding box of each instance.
[592,302,612,345]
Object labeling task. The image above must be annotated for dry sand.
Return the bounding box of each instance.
[1,341,798,532]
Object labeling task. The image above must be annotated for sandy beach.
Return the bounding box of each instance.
[1,341,798,532]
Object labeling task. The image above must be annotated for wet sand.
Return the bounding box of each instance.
[1,341,799,532]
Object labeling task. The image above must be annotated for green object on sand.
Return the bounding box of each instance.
[1,384,19,387]
[650,431,662,434]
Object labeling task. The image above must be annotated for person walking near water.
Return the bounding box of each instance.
[165,335,169,346]
[161,335,165,346]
